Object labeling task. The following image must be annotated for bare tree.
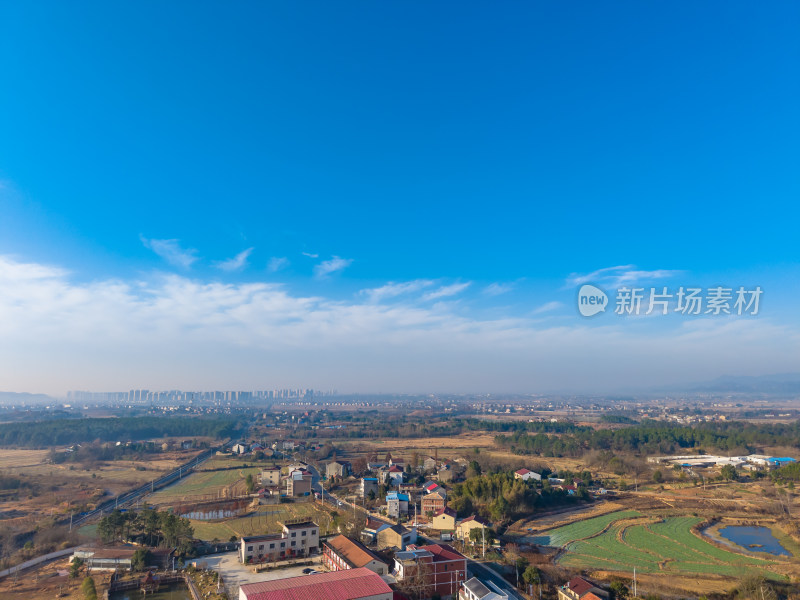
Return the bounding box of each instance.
[396,558,432,600]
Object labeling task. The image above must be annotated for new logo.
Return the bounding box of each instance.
[578,284,608,317]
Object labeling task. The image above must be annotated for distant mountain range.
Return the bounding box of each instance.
[0,391,55,404]
[678,373,800,395]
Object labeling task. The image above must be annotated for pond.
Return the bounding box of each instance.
[109,583,193,600]
[718,525,791,557]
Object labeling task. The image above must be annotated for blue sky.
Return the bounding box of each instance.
[1,2,799,395]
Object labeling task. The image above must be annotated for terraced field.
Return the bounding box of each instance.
[537,511,787,580]
[531,510,641,546]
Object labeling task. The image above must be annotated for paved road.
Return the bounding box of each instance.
[467,559,525,600]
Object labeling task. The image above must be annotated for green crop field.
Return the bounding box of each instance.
[542,513,786,580]
[531,510,641,546]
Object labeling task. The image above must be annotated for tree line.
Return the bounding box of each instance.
[98,508,195,555]
[494,419,800,457]
[448,471,590,523]
[0,416,240,447]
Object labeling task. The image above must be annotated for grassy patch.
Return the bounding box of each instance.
[188,502,332,541]
[549,515,786,581]
[530,510,641,546]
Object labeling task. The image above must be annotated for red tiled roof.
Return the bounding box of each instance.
[240,567,392,600]
[567,577,595,596]
[409,543,465,563]
[434,507,456,518]
[324,535,386,569]
[515,468,532,475]
[458,515,487,525]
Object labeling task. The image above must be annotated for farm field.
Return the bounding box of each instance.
[537,511,789,581]
[530,510,641,546]
[188,502,333,541]
[0,449,50,468]
[148,457,275,503]
[348,432,498,451]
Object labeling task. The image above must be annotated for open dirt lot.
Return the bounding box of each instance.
[199,551,323,598]
[0,559,111,600]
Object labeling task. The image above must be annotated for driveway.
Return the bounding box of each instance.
[197,552,324,598]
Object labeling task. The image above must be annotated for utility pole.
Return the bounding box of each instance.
[634,567,637,597]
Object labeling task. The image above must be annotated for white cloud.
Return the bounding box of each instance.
[423,282,471,301]
[0,254,797,396]
[567,265,681,287]
[532,301,562,314]
[302,252,319,259]
[483,282,515,296]
[313,256,353,279]
[267,257,290,273]
[360,280,435,303]
[141,236,199,268]
[214,248,254,272]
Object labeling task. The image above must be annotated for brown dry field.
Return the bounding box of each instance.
[0,449,50,468]
[592,569,735,596]
[0,450,202,525]
[338,435,608,481]
[346,432,498,451]
[0,560,111,600]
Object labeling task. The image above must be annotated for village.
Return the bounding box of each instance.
[3,426,796,600]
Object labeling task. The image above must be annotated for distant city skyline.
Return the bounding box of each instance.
[1,2,798,395]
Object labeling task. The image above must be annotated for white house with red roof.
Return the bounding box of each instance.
[514,468,541,482]
[385,464,405,486]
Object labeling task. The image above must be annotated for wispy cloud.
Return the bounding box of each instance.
[302,252,319,259]
[267,257,290,273]
[423,282,471,301]
[140,236,199,269]
[360,280,435,303]
[532,301,563,314]
[313,256,353,279]
[483,282,515,296]
[0,254,797,395]
[214,248,254,272]
[567,265,682,288]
